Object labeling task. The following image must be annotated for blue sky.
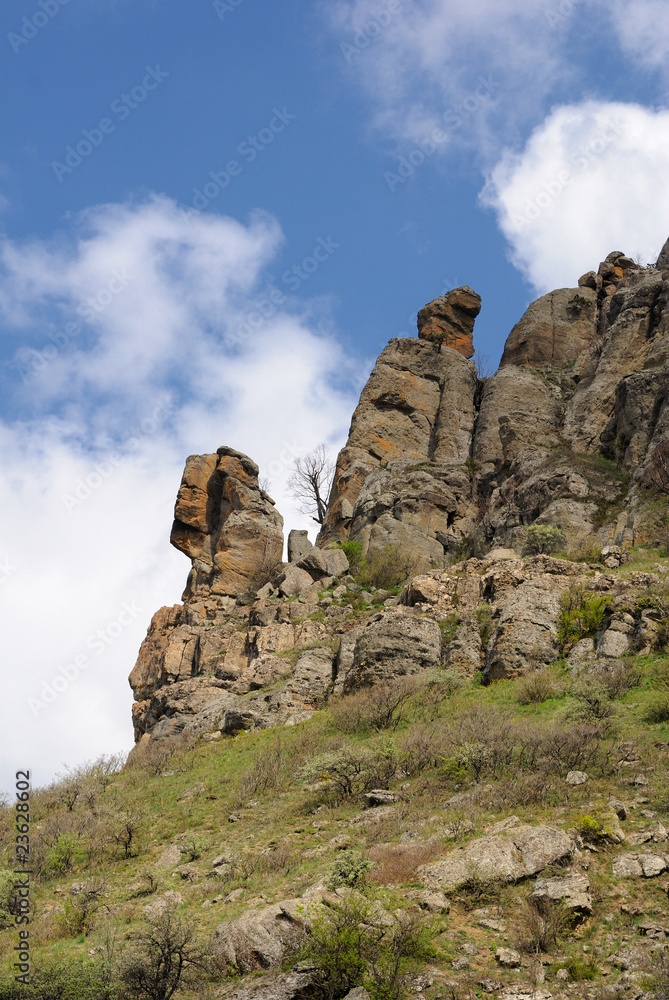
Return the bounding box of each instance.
[1,0,669,794]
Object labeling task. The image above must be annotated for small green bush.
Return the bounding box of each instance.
[525,524,565,555]
[567,957,598,981]
[44,832,89,877]
[339,540,364,568]
[475,603,494,648]
[557,586,612,650]
[355,545,422,591]
[645,693,669,723]
[297,740,399,797]
[326,850,374,890]
[299,894,430,1000]
[0,956,118,999]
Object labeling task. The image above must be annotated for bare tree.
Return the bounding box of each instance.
[287,444,334,524]
[120,912,209,1000]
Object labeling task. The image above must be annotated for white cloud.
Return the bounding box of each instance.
[325,0,585,155]
[605,0,669,74]
[0,197,361,794]
[480,101,669,291]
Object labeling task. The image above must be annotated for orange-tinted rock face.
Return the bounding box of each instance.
[170,446,284,600]
[417,286,481,359]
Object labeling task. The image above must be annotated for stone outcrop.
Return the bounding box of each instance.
[417,286,481,357]
[171,447,284,601]
[418,824,574,893]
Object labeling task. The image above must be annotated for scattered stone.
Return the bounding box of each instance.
[496,946,522,968]
[406,890,450,914]
[364,789,398,808]
[452,957,470,971]
[478,979,504,995]
[156,844,184,868]
[609,799,628,821]
[342,990,371,1000]
[613,853,667,878]
[143,890,183,919]
[498,989,552,1000]
[566,771,588,786]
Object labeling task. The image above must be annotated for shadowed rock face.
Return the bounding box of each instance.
[417,286,481,358]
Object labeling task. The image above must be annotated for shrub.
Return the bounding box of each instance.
[326,850,374,890]
[575,814,604,842]
[474,603,495,648]
[368,842,441,886]
[567,958,598,981]
[298,740,399,797]
[525,524,565,555]
[645,693,669,723]
[643,945,669,999]
[570,676,617,720]
[59,878,106,936]
[44,831,89,877]
[0,956,118,999]
[515,897,569,954]
[399,724,446,775]
[339,540,364,568]
[557,586,612,651]
[516,666,563,705]
[356,545,422,591]
[329,679,417,733]
[0,870,18,929]
[300,895,430,1000]
[120,912,209,1000]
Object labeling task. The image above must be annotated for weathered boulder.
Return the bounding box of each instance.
[171,447,284,601]
[612,853,668,878]
[278,564,315,598]
[319,337,477,548]
[472,367,562,472]
[418,825,574,893]
[224,971,316,1000]
[342,613,442,691]
[416,286,481,358]
[213,896,319,973]
[483,580,564,680]
[531,873,592,914]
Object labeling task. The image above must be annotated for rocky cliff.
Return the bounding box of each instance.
[128,241,669,749]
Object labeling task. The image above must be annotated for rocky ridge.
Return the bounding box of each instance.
[129,240,669,747]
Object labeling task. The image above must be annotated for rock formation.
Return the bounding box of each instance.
[128,240,669,745]
[170,446,284,602]
[320,243,669,561]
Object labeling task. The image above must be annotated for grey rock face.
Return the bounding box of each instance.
[500,286,597,368]
[341,613,442,691]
